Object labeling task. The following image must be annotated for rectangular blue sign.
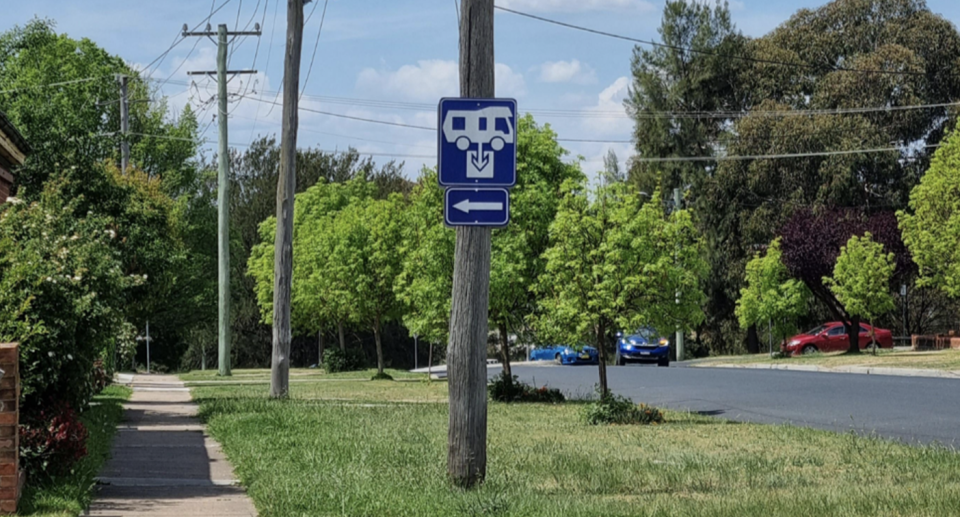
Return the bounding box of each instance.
[438,98,517,187]
[444,188,510,227]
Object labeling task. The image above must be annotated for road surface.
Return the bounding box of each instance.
[509,363,960,446]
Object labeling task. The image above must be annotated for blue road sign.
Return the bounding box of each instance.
[438,98,517,187]
[444,188,510,227]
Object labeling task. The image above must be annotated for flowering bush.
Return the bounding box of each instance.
[488,372,565,403]
[19,399,89,477]
[0,178,137,411]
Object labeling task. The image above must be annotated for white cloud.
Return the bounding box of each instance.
[497,0,654,13]
[538,59,597,84]
[356,60,526,102]
[581,76,633,137]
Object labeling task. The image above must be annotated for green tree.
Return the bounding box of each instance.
[898,122,960,299]
[823,233,896,352]
[696,0,960,353]
[335,196,406,376]
[536,183,706,395]
[735,238,810,347]
[626,0,747,195]
[394,171,453,349]
[489,116,584,375]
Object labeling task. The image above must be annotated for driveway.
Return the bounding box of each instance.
[509,363,960,446]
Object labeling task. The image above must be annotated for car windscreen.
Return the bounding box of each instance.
[805,324,828,335]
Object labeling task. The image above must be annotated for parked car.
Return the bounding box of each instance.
[616,328,670,367]
[528,345,599,365]
[781,322,894,355]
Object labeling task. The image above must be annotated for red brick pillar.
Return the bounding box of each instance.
[0,343,20,515]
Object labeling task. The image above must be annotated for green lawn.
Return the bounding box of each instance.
[18,385,132,517]
[691,347,960,371]
[187,370,960,517]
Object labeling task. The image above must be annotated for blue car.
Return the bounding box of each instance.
[616,328,670,367]
[529,345,599,365]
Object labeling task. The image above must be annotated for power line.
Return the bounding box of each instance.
[249,0,281,140]
[494,5,926,77]
[127,131,435,159]
[142,0,236,80]
[630,144,941,163]
[300,0,330,101]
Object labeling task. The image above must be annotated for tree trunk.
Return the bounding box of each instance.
[374,319,385,375]
[428,342,434,381]
[746,325,760,354]
[338,321,345,352]
[498,322,511,377]
[318,330,325,366]
[447,0,493,490]
[270,0,306,399]
[596,322,609,397]
[845,315,861,354]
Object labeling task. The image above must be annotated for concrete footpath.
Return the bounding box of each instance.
[86,374,257,516]
[692,362,960,379]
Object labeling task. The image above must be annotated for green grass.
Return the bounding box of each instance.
[187,370,960,517]
[692,347,960,371]
[18,385,132,517]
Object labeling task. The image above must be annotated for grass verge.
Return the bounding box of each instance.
[691,347,960,371]
[18,384,131,517]
[189,370,960,517]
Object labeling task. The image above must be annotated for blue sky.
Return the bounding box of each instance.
[3,0,960,179]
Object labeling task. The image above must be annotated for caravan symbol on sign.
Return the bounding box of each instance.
[438,98,517,187]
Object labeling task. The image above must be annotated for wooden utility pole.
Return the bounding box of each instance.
[447,0,494,489]
[184,23,261,377]
[270,0,307,398]
[118,75,130,173]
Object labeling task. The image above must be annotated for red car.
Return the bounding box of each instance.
[782,322,894,356]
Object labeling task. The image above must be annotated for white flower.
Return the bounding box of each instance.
[67,354,73,360]
[6,197,22,205]
[45,277,52,282]
[48,351,55,357]
[143,274,148,280]
[107,229,117,239]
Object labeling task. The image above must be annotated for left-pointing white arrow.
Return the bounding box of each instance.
[453,199,504,213]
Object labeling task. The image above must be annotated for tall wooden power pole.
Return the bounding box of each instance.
[118,74,130,173]
[447,0,494,488]
[270,0,307,398]
[184,22,261,377]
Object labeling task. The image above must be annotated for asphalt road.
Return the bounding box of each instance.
[509,363,960,446]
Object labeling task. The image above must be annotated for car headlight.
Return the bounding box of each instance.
[659,339,668,346]
[788,339,801,347]
[624,344,633,350]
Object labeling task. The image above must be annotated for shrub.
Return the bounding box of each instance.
[488,372,565,403]
[19,400,89,478]
[371,372,394,381]
[0,182,138,412]
[91,359,110,395]
[322,348,364,373]
[583,391,664,425]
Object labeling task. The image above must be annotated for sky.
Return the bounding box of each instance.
[3,0,960,180]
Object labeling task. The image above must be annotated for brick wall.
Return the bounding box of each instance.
[0,343,19,515]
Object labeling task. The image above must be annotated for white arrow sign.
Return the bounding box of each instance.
[453,199,504,213]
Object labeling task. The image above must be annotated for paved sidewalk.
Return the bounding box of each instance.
[693,362,960,379]
[86,374,257,516]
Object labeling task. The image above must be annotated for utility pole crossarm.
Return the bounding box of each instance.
[182,30,262,37]
[187,70,259,75]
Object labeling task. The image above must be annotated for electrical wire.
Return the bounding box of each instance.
[494,5,926,77]
[300,0,330,101]
[249,0,281,140]
[629,144,941,163]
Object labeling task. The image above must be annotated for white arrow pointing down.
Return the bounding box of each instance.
[453,199,503,213]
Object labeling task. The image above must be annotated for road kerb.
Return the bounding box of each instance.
[693,362,960,379]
